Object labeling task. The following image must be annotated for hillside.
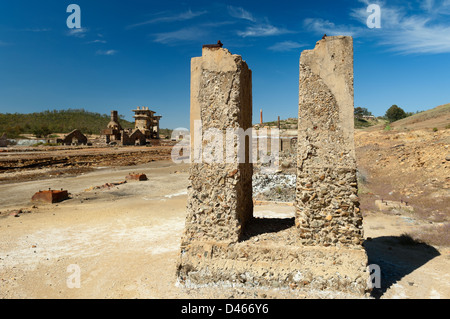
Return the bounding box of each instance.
[257,103,449,133]
[364,103,450,132]
[388,103,450,130]
[355,102,450,247]
[0,109,135,138]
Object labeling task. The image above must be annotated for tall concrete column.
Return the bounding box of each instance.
[296,36,364,247]
[182,45,253,245]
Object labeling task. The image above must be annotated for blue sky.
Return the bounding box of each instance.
[0,0,449,129]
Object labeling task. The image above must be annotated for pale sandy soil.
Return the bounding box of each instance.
[0,160,449,299]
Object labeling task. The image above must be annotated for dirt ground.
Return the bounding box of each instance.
[0,150,449,299]
[0,145,173,183]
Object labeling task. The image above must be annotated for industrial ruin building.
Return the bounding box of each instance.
[0,133,9,147]
[104,110,123,143]
[57,129,88,146]
[101,108,162,145]
[133,106,162,139]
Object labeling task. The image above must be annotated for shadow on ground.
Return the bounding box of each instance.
[240,217,295,240]
[364,235,441,298]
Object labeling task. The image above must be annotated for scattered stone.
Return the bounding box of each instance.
[85,181,127,191]
[126,173,148,181]
[375,199,414,213]
[4,209,32,218]
[281,160,291,169]
[252,173,296,202]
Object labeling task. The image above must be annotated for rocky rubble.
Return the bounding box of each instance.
[252,173,296,202]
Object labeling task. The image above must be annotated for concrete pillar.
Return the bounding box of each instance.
[295,36,364,247]
[176,37,369,296]
[182,45,253,245]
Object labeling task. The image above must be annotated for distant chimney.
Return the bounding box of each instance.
[260,109,263,124]
[111,110,118,122]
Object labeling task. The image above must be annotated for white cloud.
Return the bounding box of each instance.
[87,39,107,44]
[127,10,207,29]
[268,40,306,52]
[237,24,295,37]
[421,0,435,12]
[227,6,256,22]
[303,18,362,37]
[310,1,450,54]
[96,49,117,56]
[350,1,404,29]
[67,27,89,38]
[381,17,450,54]
[227,6,295,38]
[153,27,208,44]
[25,28,51,32]
[365,1,450,54]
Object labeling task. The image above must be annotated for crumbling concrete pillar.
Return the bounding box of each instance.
[296,36,364,247]
[177,44,253,287]
[182,45,253,245]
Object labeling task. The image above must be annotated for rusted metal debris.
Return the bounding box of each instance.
[31,189,69,203]
[202,40,223,49]
[126,173,148,181]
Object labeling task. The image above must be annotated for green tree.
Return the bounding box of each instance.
[32,124,52,138]
[32,126,43,138]
[354,107,372,119]
[385,105,407,122]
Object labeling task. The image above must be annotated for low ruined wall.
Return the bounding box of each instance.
[177,241,369,296]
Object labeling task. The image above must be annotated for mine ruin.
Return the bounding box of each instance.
[102,108,162,145]
[176,36,370,296]
[57,129,88,146]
